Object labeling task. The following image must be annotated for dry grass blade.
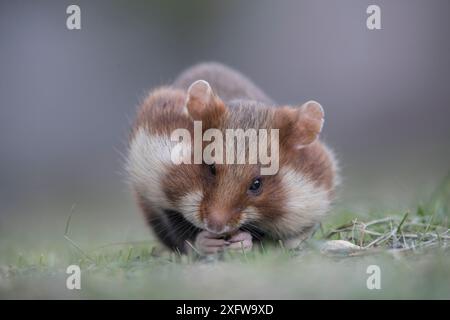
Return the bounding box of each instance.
[324,211,449,253]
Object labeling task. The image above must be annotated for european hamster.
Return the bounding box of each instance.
[127,62,338,254]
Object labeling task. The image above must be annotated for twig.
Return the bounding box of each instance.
[64,204,95,263]
[185,240,201,256]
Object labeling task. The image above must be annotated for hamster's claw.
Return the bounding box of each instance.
[226,231,253,252]
[194,230,228,255]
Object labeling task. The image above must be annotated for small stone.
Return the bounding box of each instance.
[320,240,363,256]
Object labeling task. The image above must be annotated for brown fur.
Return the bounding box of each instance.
[132,87,188,138]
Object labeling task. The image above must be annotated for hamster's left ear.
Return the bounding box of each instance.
[185,80,226,128]
[275,100,324,149]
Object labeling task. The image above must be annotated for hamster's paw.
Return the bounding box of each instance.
[226,231,253,252]
[194,230,228,255]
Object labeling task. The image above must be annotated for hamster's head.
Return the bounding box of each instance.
[175,80,336,238]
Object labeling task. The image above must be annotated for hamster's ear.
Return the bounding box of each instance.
[274,100,324,149]
[185,80,226,127]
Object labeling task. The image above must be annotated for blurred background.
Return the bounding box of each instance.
[1,0,449,251]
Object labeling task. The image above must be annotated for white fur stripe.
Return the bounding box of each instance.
[177,191,204,229]
[127,128,173,208]
[272,167,330,238]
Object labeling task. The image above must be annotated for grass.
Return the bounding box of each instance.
[322,212,449,253]
[0,175,449,299]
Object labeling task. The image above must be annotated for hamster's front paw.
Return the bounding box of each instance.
[226,231,253,252]
[194,230,228,255]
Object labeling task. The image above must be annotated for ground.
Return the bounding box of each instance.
[0,173,449,299]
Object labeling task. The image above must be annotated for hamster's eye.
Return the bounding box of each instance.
[248,177,262,195]
[208,163,216,176]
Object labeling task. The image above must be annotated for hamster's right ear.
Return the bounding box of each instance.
[185,80,227,127]
[274,100,324,149]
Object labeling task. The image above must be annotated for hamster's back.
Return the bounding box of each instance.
[173,62,273,105]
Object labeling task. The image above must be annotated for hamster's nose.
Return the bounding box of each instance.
[205,224,228,235]
[204,210,230,235]
[205,221,228,235]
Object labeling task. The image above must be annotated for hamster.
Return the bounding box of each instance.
[127,62,339,255]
